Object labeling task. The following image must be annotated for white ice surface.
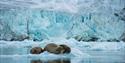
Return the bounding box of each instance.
[0,38,125,58]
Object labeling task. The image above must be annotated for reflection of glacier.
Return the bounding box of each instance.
[0,0,125,41]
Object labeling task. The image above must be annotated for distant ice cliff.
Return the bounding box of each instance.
[0,0,125,41]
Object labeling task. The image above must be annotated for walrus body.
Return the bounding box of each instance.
[30,47,44,54]
[44,43,71,54]
[44,43,64,54]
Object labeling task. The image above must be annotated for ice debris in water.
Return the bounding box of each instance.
[0,38,125,57]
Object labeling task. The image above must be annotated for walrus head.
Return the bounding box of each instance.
[59,44,71,54]
[54,46,65,54]
[30,47,44,54]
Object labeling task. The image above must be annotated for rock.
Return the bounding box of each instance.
[10,34,29,41]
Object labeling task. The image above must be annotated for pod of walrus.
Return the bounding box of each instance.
[44,43,71,54]
[30,43,71,54]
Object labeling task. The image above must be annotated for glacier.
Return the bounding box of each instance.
[0,0,125,41]
[0,0,125,63]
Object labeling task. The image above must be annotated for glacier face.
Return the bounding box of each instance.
[0,0,125,41]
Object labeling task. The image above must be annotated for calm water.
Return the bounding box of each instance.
[0,51,125,63]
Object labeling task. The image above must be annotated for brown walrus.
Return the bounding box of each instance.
[30,47,44,54]
[59,44,71,54]
[44,43,64,54]
[44,43,71,54]
[30,43,71,54]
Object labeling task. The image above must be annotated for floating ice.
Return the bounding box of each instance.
[0,38,125,56]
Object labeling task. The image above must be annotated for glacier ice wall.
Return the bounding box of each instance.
[0,0,125,41]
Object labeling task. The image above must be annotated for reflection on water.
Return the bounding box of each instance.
[31,60,43,63]
[31,59,70,63]
[0,57,71,63]
[0,56,125,63]
[0,51,125,63]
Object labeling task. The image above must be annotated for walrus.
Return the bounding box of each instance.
[44,43,63,54]
[59,44,71,54]
[44,43,71,54]
[30,47,44,54]
[30,43,71,54]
